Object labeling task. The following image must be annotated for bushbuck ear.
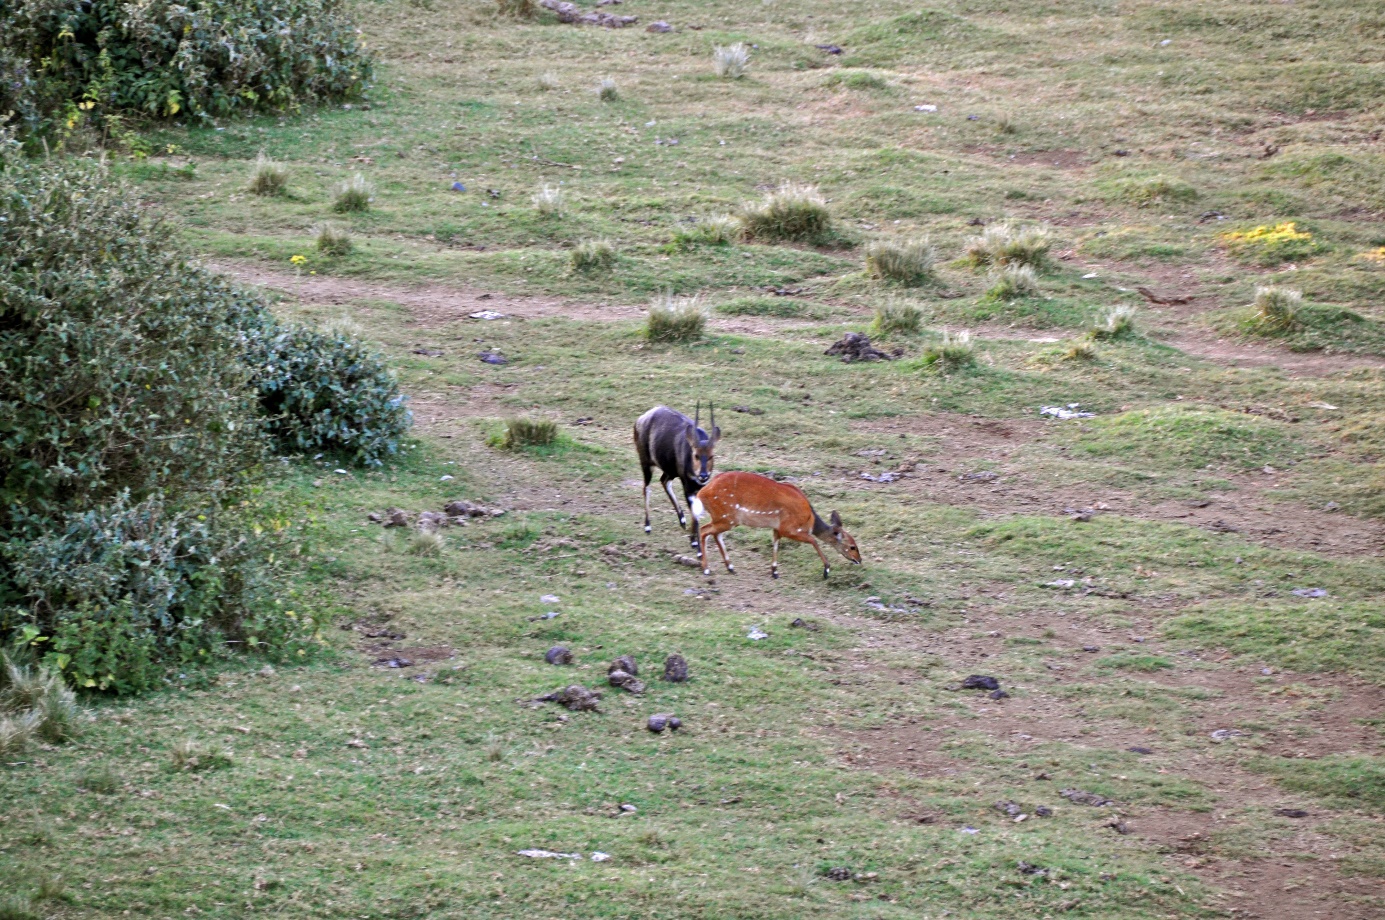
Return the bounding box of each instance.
[686,424,699,446]
[711,425,722,442]
[830,510,843,530]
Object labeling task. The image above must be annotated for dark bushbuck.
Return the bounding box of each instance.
[633,403,721,553]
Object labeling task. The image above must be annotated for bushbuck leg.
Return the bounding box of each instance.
[773,529,834,579]
[699,520,735,575]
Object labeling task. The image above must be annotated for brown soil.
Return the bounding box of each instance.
[963,146,1090,170]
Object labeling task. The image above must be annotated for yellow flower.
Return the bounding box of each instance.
[1219,221,1312,245]
[290,254,308,265]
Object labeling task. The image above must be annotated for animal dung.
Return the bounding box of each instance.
[535,685,602,712]
[608,655,638,677]
[824,332,890,363]
[662,654,689,683]
[545,646,573,665]
[647,713,682,733]
[1060,789,1113,807]
[960,675,1000,691]
[608,670,645,694]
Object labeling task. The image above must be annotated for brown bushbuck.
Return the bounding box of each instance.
[690,471,862,579]
[633,403,721,553]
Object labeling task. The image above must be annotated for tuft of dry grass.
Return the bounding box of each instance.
[739,182,832,243]
[314,221,352,256]
[248,153,288,196]
[865,238,936,285]
[408,531,445,556]
[169,740,232,773]
[537,71,561,91]
[532,183,565,216]
[646,293,707,343]
[921,329,975,373]
[1251,285,1303,333]
[495,0,537,18]
[597,77,619,102]
[1090,304,1137,340]
[871,299,924,336]
[965,222,1050,269]
[713,43,750,79]
[1063,339,1099,361]
[333,173,373,213]
[570,239,616,272]
[984,263,1040,300]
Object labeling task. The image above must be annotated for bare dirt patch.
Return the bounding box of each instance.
[964,146,1090,170]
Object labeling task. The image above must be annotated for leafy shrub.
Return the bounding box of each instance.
[646,293,707,343]
[0,0,372,138]
[921,329,975,372]
[333,173,373,213]
[249,154,289,196]
[965,223,1050,269]
[865,238,936,285]
[984,263,1040,300]
[672,215,738,249]
[314,222,352,256]
[497,417,558,449]
[714,43,750,80]
[1089,304,1137,340]
[739,182,833,243]
[1219,222,1324,266]
[570,239,616,273]
[871,300,924,336]
[597,78,619,102]
[248,325,412,467]
[532,183,565,216]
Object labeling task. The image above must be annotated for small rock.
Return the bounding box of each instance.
[449,182,465,192]
[646,20,672,32]
[789,617,819,631]
[1291,587,1328,598]
[545,646,573,665]
[258,665,275,678]
[1060,789,1112,807]
[746,627,768,641]
[672,554,701,567]
[825,867,852,881]
[662,654,689,682]
[1274,808,1310,818]
[914,104,938,113]
[618,803,637,813]
[1107,819,1129,835]
[383,508,411,528]
[1210,728,1245,742]
[608,669,634,687]
[1127,746,1153,755]
[345,739,368,749]
[988,688,1009,700]
[960,675,1000,691]
[478,351,508,365]
[411,347,444,357]
[1034,805,1053,817]
[367,512,383,523]
[995,800,1022,817]
[1083,645,1100,652]
[620,678,646,694]
[814,43,844,54]
[732,405,764,415]
[536,684,602,712]
[1017,861,1047,876]
[444,500,491,518]
[609,655,638,677]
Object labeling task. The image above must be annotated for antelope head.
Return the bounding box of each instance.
[826,511,862,564]
[687,401,721,485]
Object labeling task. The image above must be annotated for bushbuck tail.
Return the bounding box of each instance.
[690,471,862,579]
[633,403,721,552]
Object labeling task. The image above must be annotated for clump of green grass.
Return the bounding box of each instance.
[570,239,616,273]
[0,711,38,759]
[248,153,288,197]
[1111,174,1198,207]
[1248,755,1385,809]
[537,71,560,91]
[823,70,888,91]
[532,183,565,216]
[0,894,38,920]
[32,874,65,904]
[713,43,750,79]
[314,222,352,257]
[716,296,811,318]
[995,112,1018,134]
[739,182,832,244]
[332,173,373,213]
[495,0,536,18]
[671,215,738,250]
[408,530,445,557]
[1067,407,1299,471]
[646,293,707,343]
[79,766,120,795]
[983,263,1040,300]
[1250,285,1303,334]
[921,329,975,373]
[1095,653,1175,672]
[497,417,558,450]
[865,238,937,285]
[597,77,619,102]
[871,299,925,336]
[964,223,1050,269]
[1,651,84,747]
[169,740,232,773]
[1090,304,1137,340]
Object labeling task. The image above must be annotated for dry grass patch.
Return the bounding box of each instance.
[739,182,832,244]
[646,292,707,342]
[865,238,936,286]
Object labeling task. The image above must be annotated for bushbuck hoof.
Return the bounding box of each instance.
[822,567,831,580]
[702,568,712,576]
[771,570,780,580]
[726,564,736,574]
[644,525,651,534]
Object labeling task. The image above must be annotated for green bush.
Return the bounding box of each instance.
[0,0,372,139]
[249,324,412,466]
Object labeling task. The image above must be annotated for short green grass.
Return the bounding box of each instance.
[9,0,1385,916]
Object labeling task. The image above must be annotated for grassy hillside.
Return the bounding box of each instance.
[3,1,1383,918]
